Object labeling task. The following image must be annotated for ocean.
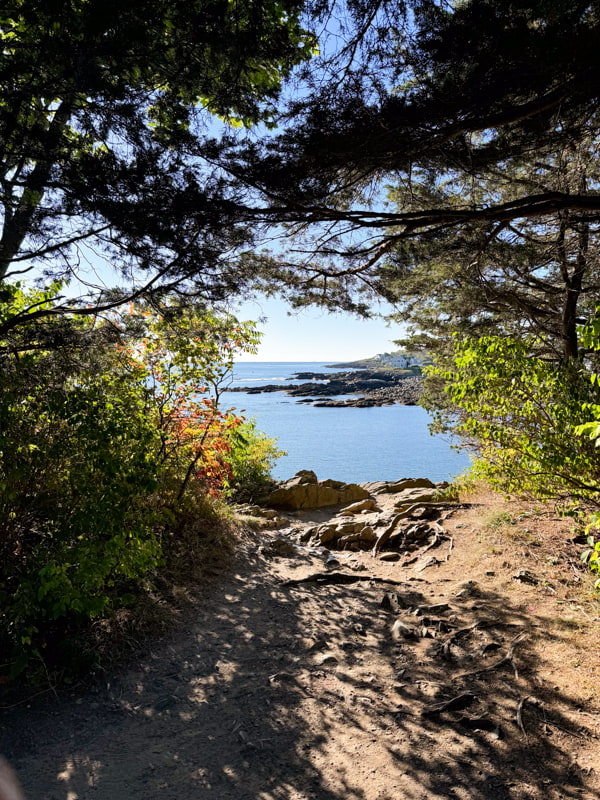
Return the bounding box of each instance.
[222,362,471,484]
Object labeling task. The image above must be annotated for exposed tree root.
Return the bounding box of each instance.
[280,571,417,588]
[456,632,530,680]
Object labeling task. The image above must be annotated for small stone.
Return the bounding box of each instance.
[265,538,297,557]
[379,552,400,562]
[391,618,417,640]
[513,569,539,585]
[485,570,496,576]
[315,653,339,666]
[348,561,368,572]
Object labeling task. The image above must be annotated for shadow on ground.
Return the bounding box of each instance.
[0,542,597,800]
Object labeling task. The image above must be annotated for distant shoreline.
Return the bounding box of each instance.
[228,367,423,407]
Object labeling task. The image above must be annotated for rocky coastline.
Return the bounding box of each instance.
[238,469,453,559]
[228,368,423,407]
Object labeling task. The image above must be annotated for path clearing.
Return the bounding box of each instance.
[1,489,599,800]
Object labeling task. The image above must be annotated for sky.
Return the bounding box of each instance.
[233,295,405,362]
[46,250,404,363]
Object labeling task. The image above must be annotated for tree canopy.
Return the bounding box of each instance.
[380,137,600,361]
[230,0,600,310]
[0,0,315,332]
[4,1,600,321]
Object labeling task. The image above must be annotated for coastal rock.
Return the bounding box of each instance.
[229,368,423,407]
[313,397,394,408]
[305,519,378,547]
[290,470,319,485]
[267,471,370,511]
[361,478,437,495]
[337,498,379,515]
[394,487,438,506]
[277,473,457,553]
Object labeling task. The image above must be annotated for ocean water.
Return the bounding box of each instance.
[221,362,471,484]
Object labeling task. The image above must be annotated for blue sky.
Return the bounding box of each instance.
[234,295,404,361]
[47,252,403,362]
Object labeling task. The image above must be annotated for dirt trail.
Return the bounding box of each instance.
[1,490,599,800]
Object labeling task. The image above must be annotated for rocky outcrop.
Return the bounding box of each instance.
[228,369,423,407]
[360,477,445,495]
[298,501,452,554]
[280,476,454,553]
[267,470,370,511]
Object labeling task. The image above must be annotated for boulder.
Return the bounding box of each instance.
[337,498,379,515]
[361,477,437,495]
[336,527,377,547]
[315,520,362,545]
[303,518,377,549]
[393,487,441,506]
[267,472,370,510]
[287,469,318,485]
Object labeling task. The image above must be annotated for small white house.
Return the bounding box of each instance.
[373,352,422,368]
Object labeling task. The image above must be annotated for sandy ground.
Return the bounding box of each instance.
[1,488,599,800]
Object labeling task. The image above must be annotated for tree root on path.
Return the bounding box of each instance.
[456,632,530,680]
[280,571,420,588]
[516,695,544,738]
[421,691,478,717]
[516,696,592,740]
[372,503,462,553]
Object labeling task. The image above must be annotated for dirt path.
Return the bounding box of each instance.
[1,490,599,800]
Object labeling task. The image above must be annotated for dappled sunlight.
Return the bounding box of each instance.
[1,526,598,800]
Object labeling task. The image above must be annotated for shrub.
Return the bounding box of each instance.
[0,287,282,678]
[226,419,286,501]
[425,335,600,504]
[0,326,164,673]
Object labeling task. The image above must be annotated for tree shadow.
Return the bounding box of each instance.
[0,548,597,800]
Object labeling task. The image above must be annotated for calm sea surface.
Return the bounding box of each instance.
[221,362,471,484]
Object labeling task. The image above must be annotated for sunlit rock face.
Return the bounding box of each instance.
[267,471,370,510]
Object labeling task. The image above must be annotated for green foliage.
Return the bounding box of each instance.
[226,419,286,502]
[0,298,161,666]
[425,335,600,504]
[383,137,600,364]
[580,536,600,589]
[0,286,282,677]
[0,0,317,320]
